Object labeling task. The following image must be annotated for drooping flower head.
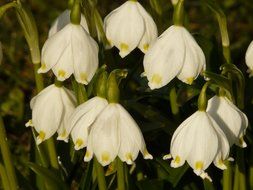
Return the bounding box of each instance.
[104,0,158,57]
[143,25,206,89]
[84,103,153,166]
[39,23,99,84]
[83,69,152,166]
[164,111,229,181]
[207,95,248,147]
[26,84,76,144]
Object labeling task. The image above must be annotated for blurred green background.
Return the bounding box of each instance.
[0,0,253,189]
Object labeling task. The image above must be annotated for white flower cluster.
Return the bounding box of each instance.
[25,0,250,176]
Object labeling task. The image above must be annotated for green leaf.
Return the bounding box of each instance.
[27,162,68,190]
[137,179,164,190]
[203,179,216,190]
[203,71,232,93]
[155,158,189,187]
[79,161,93,190]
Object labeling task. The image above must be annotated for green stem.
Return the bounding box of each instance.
[94,158,107,190]
[33,64,44,92]
[216,15,232,64]
[117,158,126,190]
[46,138,59,169]
[169,87,179,118]
[223,161,233,190]
[237,149,246,190]
[0,163,11,190]
[71,79,88,104]
[173,0,185,26]
[249,145,253,190]
[0,2,17,18]
[0,117,18,190]
[198,82,210,111]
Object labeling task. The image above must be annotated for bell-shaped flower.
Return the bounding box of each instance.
[48,9,89,37]
[164,111,229,181]
[245,41,253,77]
[26,84,76,144]
[84,103,152,166]
[207,95,248,148]
[39,23,99,84]
[104,0,158,58]
[70,96,108,150]
[143,25,206,89]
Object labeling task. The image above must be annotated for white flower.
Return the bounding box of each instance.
[84,103,152,166]
[164,111,229,181]
[39,23,99,84]
[48,9,89,37]
[26,84,76,144]
[245,41,253,77]
[104,0,158,58]
[143,25,206,89]
[207,96,248,147]
[70,97,108,150]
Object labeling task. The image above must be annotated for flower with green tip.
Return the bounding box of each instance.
[104,0,158,58]
[84,103,153,166]
[39,23,98,84]
[207,95,248,148]
[143,25,206,89]
[164,111,229,181]
[26,84,76,144]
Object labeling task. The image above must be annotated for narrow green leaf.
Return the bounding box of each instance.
[27,162,68,190]
[155,158,189,187]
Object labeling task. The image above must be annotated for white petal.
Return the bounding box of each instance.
[72,25,99,84]
[245,41,253,76]
[70,97,108,150]
[177,28,206,84]
[143,25,185,89]
[88,104,120,166]
[48,9,89,37]
[207,96,248,147]
[136,2,158,53]
[116,104,152,164]
[104,1,145,58]
[31,85,64,144]
[56,87,77,142]
[51,42,74,81]
[186,112,219,176]
[40,24,72,74]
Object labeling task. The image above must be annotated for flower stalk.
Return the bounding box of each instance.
[0,116,18,190]
[117,158,126,190]
[173,0,184,26]
[94,158,107,190]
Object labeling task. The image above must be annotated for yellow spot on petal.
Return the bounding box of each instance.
[75,139,84,148]
[101,152,110,162]
[107,39,112,46]
[38,131,45,141]
[143,43,150,52]
[85,151,90,158]
[80,73,88,83]
[59,130,67,138]
[25,119,33,127]
[120,43,129,52]
[40,63,47,70]
[186,77,194,85]
[58,70,66,78]
[126,153,133,161]
[151,74,162,85]
[174,156,181,164]
[218,159,223,165]
[195,161,204,170]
